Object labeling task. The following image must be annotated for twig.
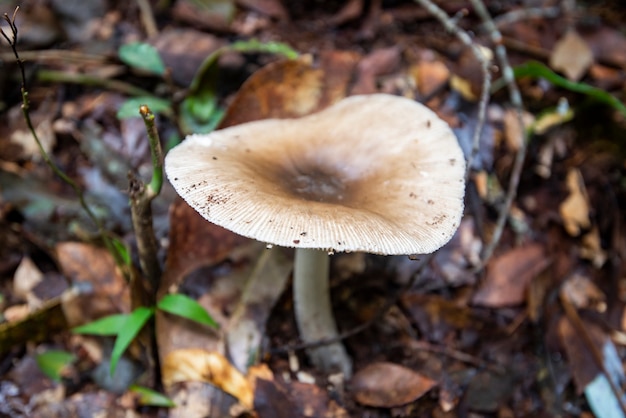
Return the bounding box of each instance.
[488,6,561,29]
[412,0,491,181]
[408,340,505,374]
[470,0,528,267]
[37,69,156,97]
[128,105,164,298]
[136,0,159,38]
[0,49,107,64]
[1,9,129,273]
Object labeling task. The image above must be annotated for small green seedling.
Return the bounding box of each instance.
[73,293,217,374]
[35,350,76,382]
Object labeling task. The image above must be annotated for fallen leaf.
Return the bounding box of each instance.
[151,28,225,87]
[55,242,129,325]
[219,50,360,128]
[557,316,617,393]
[503,108,534,151]
[351,46,401,94]
[254,377,349,418]
[161,199,249,292]
[412,59,450,98]
[549,29,594,81]
[12,257,44,307]
[559,168,591,236]
[162,348,254,409]
[351,362,437,407]
[472,244,550,307]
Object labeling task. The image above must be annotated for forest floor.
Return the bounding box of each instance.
[1,0,626,417]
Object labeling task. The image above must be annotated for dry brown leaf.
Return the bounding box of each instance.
[351,46,401,95]
[559,168,591,236]
[472,244,550,307]
[12,257,44,307]
[55,242,129,324]
[412,59,450,98]
[503,108,534,151]
[219,51,360,128]
[162,348,254,409]
[549,29,594,81]
[557,316,605,393]
[160,199,248,293]
[254,378,349,418]
[351,362,437,407]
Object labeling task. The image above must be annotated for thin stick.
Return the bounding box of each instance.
[129,105,164,297]
[412,0,491,181]
[488,6,560,29]
[136,0,159,38]
[37,69,156,97]
[1,9,128,271]
[470,0,528,266]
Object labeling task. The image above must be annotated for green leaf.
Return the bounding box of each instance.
[117,97,173,119]
[230,39,299,60]
[180,39,298,135]
[72,314,129,336]
[494,60,626,118]
[110,307,154,375]
[110,236,131,266]
[119,42,166,76]
[179,95,225,134]
[158,293,218,329]
[36,350,76,382]
[129,384,176,407]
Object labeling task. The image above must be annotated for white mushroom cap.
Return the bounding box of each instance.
[165,94,465,255]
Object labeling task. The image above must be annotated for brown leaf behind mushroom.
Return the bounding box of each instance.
[219,51,361,128]
[472,244,550,308]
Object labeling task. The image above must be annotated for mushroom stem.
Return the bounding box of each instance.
[293,248,352,378]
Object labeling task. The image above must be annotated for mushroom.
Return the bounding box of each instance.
[165,94,466,378]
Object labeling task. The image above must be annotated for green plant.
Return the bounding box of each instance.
[35,350,76,382]
[73,293,218,374]
[116,38,299,135]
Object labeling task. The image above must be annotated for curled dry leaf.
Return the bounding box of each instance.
[162,348,254,409]
[351,362,437,407]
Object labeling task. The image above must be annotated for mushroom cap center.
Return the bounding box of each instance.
[278,166,350,204]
